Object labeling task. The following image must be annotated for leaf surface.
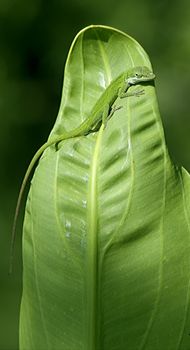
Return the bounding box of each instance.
[20,25,190,350]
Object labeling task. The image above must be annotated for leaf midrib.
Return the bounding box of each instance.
[86,125,104,350]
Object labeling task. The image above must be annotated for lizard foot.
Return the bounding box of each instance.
[134,89,145,97]
[108,105,123,119]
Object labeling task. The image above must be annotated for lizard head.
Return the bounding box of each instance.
[126,66,155,85]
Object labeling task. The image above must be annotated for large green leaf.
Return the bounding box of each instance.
[20,25,190,350]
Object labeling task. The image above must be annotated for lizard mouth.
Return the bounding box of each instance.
[141,73,155,81]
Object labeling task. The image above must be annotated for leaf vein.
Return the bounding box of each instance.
[95,30,112,85]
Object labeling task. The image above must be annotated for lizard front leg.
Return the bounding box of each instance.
[118,83,144,99]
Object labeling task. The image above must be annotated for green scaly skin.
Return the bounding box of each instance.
[9,65,155,272]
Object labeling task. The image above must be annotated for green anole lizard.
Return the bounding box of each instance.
[9,65,155,272]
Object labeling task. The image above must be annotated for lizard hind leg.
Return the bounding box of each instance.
[91,104,114,131]
[103,103,123,127]
[102,103,110,128]
[108,104,123,120]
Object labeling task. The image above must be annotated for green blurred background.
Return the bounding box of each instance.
[1,0,190,349]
